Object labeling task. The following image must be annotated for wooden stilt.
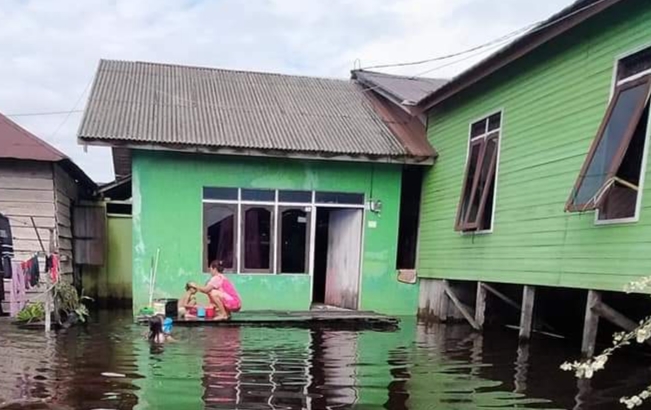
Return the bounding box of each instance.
[519,285,535,341]
[444,281,480,330]
[482,283,521,311]
[438,281,450,322]
[475,282,487,328]
[593,300,651,347]
[514,343,530,394]
[581,290,601,358]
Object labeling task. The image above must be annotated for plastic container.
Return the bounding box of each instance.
[205,306,215,319]
[188,307,197,316]
[152,302,166,316]
[197,306,206,318]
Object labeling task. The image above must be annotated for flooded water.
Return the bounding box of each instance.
[1,311,650,410]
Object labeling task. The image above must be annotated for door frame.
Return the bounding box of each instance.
[311,206,365,310]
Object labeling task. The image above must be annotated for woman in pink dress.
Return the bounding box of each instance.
[191,260,241,320]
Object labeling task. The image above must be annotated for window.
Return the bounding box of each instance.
[278,207,310,273]
[566,47,651,220]
[242,206,273,272]
[315,192,364,205]
[202,187,363,274]
[203,203,237,271]
[455,113,501,232]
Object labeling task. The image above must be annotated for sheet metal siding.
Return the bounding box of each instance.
[418,1,651,292]
[79,60,407,157]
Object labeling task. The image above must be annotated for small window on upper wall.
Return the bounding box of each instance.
[455,112,501,232]
[566,46,651,219]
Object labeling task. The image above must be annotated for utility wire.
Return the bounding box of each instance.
[49,76,94,141]
[5,110,84,118]
[358,0,610,72]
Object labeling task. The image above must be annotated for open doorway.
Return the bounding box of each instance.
[312,207,363,310]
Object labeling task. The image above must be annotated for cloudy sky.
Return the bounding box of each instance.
[0,0,573,183]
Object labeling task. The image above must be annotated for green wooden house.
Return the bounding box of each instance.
[77,60,444,315]
[414,0,651,349]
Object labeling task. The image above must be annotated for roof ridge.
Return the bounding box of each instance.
[100,58,351,84]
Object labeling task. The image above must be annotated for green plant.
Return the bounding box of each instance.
[16,303,45,323]
[53,281,92,323]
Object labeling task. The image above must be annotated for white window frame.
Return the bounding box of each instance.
[202,188,365,276]
[458,108,504,235]
[595,45,651,225]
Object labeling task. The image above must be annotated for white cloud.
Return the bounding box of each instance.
[0,0,573,183]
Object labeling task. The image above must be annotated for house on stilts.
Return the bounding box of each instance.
[414,0,651,355]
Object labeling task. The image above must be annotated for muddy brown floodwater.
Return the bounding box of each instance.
[1,311,651,409]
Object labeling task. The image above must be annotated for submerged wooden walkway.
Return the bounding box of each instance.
[139,309,400,329]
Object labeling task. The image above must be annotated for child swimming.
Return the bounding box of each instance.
[148,314,174,343]
[190,260,241,320]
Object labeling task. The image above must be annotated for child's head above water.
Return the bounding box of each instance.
[148,314,165,342]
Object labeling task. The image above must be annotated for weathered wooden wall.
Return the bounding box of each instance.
[0,160,55,264]
[0,159,85,311]
[53,164,78,274]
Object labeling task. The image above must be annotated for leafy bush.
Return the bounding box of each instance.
[16,303,45,323]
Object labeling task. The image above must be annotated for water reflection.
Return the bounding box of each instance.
[1,313,651,409]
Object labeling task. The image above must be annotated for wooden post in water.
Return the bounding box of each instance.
[581,290,601,358]
[519,285,536,341]
[475,282,487,329]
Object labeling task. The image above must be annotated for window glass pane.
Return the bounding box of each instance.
[619,47,651,81]
[280,208,310,273]
[573,82,650,206]
[315,192,364,205]
[470,120,486,138]
[203,187,238,200]
[458,141,482,225]
[278,190,312,203]
[598,104,649,220]
[243,207,272,271]
[488,113,501,131]
[241,189,275,202]
[204,203,236,270]
[467,138,498,224]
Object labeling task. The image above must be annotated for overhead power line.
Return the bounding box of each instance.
[5,110,83,118]
[358,0,611,72]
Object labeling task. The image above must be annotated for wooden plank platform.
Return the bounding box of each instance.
[138,310,400,329]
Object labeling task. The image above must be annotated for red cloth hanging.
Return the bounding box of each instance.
[50,254,59,282]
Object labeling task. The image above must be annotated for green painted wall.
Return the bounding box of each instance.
[419,0,651,292]
[83,214,132,303]
[132,150,418,314]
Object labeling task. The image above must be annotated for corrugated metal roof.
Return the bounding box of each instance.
[0,113,66,162]
[352,70,446,104]
[78,59,428,160]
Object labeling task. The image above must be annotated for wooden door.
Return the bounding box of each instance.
[324,209,363,310]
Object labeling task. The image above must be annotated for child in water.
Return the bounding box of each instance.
[190,260,241,320]
[148,314,174,344]
[178,282,198,317]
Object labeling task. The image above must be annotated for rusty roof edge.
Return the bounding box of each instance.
[415,0,624,113]
[80,137,435,166]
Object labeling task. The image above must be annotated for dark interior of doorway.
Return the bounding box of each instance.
[312,208,330,305]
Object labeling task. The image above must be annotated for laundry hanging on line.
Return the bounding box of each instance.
[21,256,40,288]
